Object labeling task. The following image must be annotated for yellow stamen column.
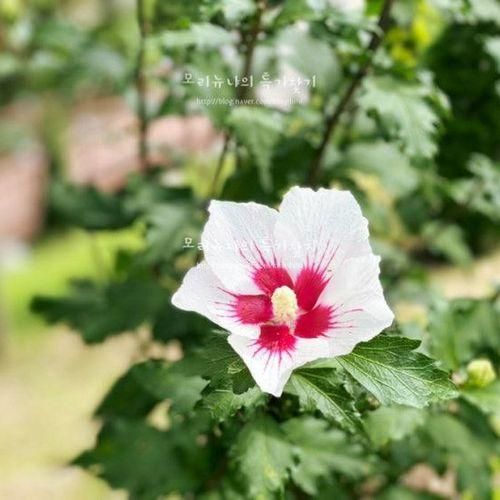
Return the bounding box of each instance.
[271,286,298,324]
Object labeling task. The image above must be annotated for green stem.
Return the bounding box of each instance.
[211,0,267,193]
[236,0,265,101]
[209,132,231,198]
[307,0,394,186]
[135,0,150,171]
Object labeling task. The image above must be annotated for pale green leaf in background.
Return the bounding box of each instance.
[359,76,440,159]
[160,23,233,49]
[283,417,372,495]
[229,106,285,191]
[339,141,419,198]
[364,406,426,447]
[462,380,500,415]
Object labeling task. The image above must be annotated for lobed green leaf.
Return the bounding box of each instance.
[286,367,361,433]
[337,335,458,407]
[364,406,426,447]
[231,415,294,498]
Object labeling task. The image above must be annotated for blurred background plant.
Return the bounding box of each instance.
[0,0,499,498]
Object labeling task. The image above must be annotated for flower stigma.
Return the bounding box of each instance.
[271,286,298,324]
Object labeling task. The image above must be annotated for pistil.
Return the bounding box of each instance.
[271,286,298,324]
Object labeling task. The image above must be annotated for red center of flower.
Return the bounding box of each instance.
[226,263,337,357]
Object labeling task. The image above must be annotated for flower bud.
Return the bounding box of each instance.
[466,359,496,388]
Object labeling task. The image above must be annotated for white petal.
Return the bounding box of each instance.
[326,309,393,357]
[228,334,330,397]
[320,254,394,356]
[202,200,279,294]
[274,187,371,277]
[172,261,260,338]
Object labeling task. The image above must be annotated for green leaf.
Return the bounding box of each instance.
[96,367,158,420]
[124,176,195,217]
[283,417,372,495]
[209,0,256,24]
[196,332,247,384]
[141,361,207,413]
[183,51,235,128]
[97,360,207,419]
[221,136,316,203]
[152,300,212,347]
[228,106,285,191]
[180,333,256,394]
[421,221,472,266]
[339,141,419,198]
[231,415,294,498]
[364,406,425,447]
[277,26,340,91]
[428,297,500,370]
[273,0,319,28]
[50,181,136,230]
[202,384,265,421]
[75,419,212,498]
[142,202,197,264]
[160,23,233,49]
[31,278,166,343]
[152,1,201,30]
[462,380,500,415]
[359,76,440,159]
[286,368,361,432]
[450,154,500,223]
[425,414,493,498]
[337,335,458,407]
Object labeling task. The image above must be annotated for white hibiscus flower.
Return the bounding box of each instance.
[172,187,393,397]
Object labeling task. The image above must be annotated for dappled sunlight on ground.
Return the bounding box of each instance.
[0,328,136,499]
[429,249,500,299]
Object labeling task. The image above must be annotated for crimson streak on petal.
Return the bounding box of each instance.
[253,266,293,295]
[294,266,331,311]
[254,324,296,358]
[234,295,273,324]
[294,305,333,338]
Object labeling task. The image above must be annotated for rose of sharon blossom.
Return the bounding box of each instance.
[172,187,393,396]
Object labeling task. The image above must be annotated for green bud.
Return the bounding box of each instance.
[466,358,496,388]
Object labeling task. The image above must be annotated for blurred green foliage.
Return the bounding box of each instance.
[0,0,134,104]
[3,228,142,332]
[3,0,497,498]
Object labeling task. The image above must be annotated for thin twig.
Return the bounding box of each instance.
[209,132,230,198]
[307,0,394,186]
[209,0,266,197]
[237,0,265,100]
[233,0,266,172]
[135,0,150,171]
